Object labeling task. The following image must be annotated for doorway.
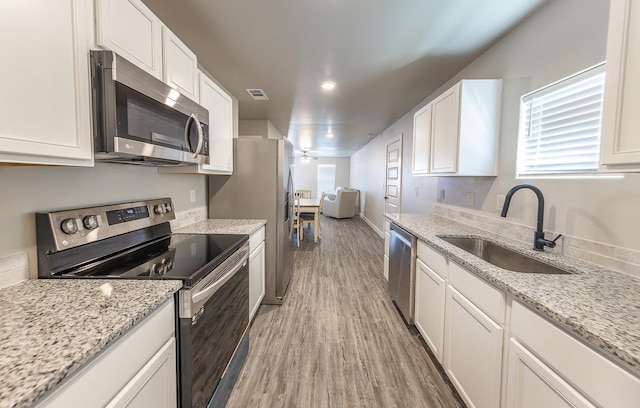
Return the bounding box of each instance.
[385,137,402,216]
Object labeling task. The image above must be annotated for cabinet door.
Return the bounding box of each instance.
[415,258,446,362]
[601,0,640,170]
[0,0,93,166]
[105,338,177,408]
[200,73,234,173]
[95,0,162,79]
[383,253,389,281]
[430,84,460,174]
[444,286,503,408]
[249,241,266,322]
[162,27,199,101]
[505,338,595,408]
[412,104,432,174]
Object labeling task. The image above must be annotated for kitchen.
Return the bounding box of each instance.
[1,0,640,407]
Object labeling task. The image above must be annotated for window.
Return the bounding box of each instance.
[317,164,336,195]
[517,63,606,177]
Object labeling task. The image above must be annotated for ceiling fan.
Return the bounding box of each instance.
[298,150,318,162]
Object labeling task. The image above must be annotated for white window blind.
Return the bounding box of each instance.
[517,63,606,177]
[317,164,336,196]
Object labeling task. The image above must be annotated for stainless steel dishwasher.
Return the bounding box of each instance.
[388,223,416,324]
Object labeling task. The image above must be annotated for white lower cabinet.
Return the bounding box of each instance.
[249,226,266,322]
[506,338,594,408]
[414,258,446,362]
[444,286,503,408]
[106,338,177,408]
[36,299,176,408]
[383,220,390,281]
[410,237,640,408]
[508,300,640,408]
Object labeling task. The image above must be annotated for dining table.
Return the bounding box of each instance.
[297,197,322,242]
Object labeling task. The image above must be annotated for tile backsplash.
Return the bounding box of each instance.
[434,203,640,278]
[0,253,29,288]
[169,205,208,230]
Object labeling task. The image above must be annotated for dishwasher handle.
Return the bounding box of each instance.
[390,223,413,246]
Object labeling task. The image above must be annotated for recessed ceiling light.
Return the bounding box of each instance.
[321,81,336,90]
[327,130,334,138]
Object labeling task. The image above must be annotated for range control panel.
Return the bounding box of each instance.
[37,198,175,251]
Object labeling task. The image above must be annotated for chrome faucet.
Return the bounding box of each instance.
[500,184,562,251]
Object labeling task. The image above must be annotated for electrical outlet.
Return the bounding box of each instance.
[467,192,475,207]
[190,190,196,203]
[497,194,506,211]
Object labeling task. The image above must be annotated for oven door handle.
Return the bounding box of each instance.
[192,245,249,305]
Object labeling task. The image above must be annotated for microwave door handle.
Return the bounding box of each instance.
[184,114,204,158]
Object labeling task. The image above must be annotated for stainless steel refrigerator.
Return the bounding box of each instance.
[208,136,295,304]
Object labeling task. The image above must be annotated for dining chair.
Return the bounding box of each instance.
[293,195,302,246]
[296,189,312,199]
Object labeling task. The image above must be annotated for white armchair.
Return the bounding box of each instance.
[323,189,359,219]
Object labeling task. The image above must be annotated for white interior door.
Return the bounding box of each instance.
[384,137,402,216]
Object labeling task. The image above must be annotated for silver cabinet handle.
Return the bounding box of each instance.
[184,114,204,158]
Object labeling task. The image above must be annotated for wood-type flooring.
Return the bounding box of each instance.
[226,215,465,408]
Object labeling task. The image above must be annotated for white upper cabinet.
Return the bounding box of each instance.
[411,79,501,176]
[95,0,163,79]
[0,0,94,166]
[200,73,234,173]
[601,0,640,171]
[162,27,199,102]
[412,104,432,175]
[160,72,235,175]
[431,80,501,176]
[430,85,460,174]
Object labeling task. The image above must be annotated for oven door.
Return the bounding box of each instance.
[178,243,250,408]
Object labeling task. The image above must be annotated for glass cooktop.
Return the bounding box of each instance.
[61,233,248,288]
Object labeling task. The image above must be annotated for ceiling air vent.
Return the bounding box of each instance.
[246,88,269,100]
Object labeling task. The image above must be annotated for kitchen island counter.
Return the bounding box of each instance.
[0,279,181,408]
[175,218,266,235]
[385,213,640,374]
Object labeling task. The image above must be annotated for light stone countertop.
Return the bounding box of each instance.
[174,219,266,235]
[0,279,182,408]
[385,213,640,374]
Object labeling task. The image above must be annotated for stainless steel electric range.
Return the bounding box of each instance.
[36,198,249,408]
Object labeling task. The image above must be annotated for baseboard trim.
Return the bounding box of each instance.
[360,213,383,238]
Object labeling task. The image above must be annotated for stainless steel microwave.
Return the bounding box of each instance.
[90,50,209,166]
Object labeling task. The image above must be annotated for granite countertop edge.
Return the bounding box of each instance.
[0,279,182,408]
[384,213,640,373]
[174,219,267,235]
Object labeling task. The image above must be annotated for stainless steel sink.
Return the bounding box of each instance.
[438,236,571,274]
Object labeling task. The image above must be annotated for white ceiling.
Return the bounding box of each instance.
[142,0,547,157]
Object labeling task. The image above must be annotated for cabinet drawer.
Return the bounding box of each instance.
[448,262,505,323]
[511,301,640,407]
[249,227,265,253]
[417,241,446,278]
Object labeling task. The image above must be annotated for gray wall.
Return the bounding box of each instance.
[293,157,351,197]
[0,163,206,277]
[352,0,640,251]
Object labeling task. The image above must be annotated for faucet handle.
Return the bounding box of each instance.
[540,233,563,249]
